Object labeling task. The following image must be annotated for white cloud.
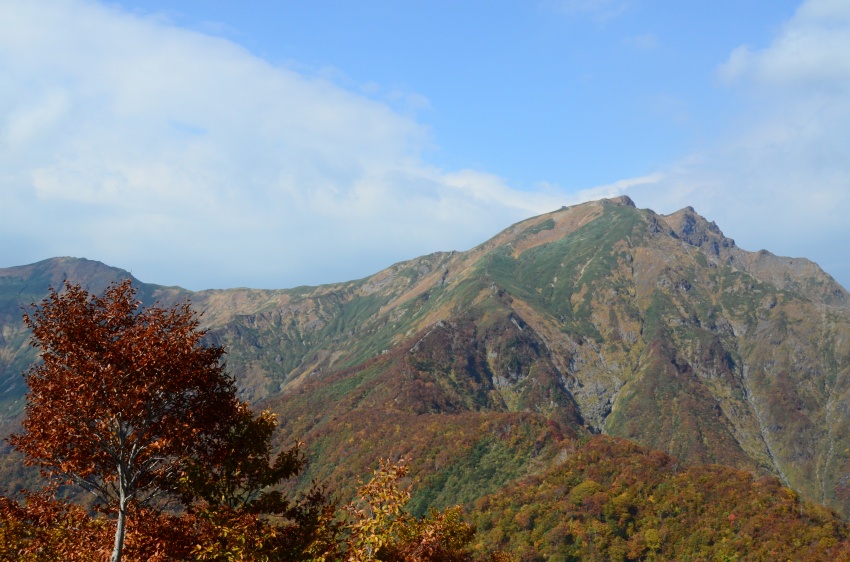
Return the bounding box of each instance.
[719,0,850,93]
[0,0,570,290]
[623,0,850,288]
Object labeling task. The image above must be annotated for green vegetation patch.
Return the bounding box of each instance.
[478,205,642,332]
[409,415,557,516]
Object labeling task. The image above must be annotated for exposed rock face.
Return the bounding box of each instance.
[1,199,849,516]
[665,206,736,256]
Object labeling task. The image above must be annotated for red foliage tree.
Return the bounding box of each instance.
[10,280,240,562]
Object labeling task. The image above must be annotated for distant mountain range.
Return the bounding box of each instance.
[2,196,849,523]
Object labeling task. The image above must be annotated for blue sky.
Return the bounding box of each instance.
[1,0,848,290]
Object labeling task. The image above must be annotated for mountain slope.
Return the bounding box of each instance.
[1,197,849,518]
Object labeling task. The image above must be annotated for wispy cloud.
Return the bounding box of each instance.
[0,0,570,289]
[581,174,664,198]
[622,0,850,287]
[719,0,850,93]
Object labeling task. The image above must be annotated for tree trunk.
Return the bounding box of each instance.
[111,498,128,562]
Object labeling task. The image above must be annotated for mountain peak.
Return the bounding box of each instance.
[600,195,636,207]
[663,205,735,256]
[0,256,131,285]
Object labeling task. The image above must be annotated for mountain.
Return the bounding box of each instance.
[2,197,850,521]
[0,257,191,418]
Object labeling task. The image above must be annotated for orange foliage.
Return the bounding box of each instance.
[0,487,109,561]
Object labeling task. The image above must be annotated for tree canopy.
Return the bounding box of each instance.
[10,280,243,561]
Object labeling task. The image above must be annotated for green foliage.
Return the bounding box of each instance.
[409,426,551,517]
[177,404,306,512]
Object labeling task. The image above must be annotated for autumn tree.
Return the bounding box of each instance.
[344,458,478,562]
[10,280,241,562]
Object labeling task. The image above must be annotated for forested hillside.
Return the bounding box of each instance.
[473,436,850,561]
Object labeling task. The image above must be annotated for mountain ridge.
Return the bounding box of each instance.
[2,197,850,519]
